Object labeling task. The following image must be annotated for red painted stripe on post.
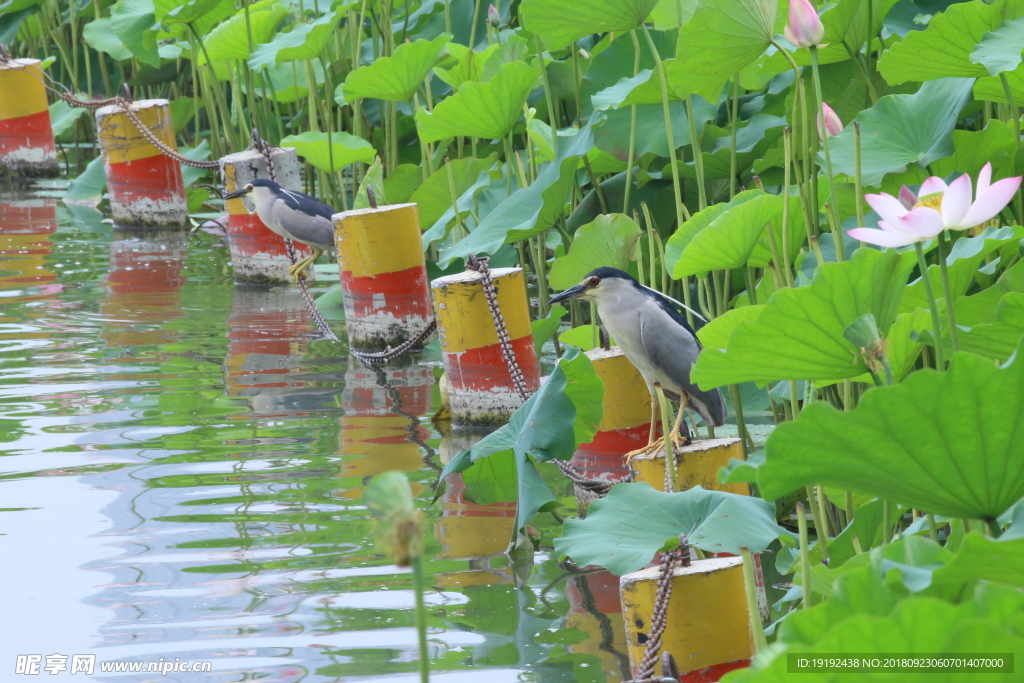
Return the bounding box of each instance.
[443,335,540,394]
[678,659,749,682]
[105,154,186,206]
[340,265,433,316]
[0,110,56,154]
[225,212,312,259]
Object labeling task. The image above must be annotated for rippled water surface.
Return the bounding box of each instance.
[1,184,628,682]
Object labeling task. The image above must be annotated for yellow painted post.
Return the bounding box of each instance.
[220,148,313,284]
[629,437,749,495]
[333,203,433,350]
[431,267,540,427]
[94,99,188,229]
[0,58,58,177]
[620,557,753,678]
[572,347,657,512]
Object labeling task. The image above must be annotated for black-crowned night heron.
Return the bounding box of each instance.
[549,267,726,459]
[223,179,336,283]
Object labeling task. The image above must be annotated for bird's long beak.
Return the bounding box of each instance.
[549,282,589,305]
[224,188,250,201]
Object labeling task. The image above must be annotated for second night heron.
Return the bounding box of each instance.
[223,179,336,283]
[549,267,726,458]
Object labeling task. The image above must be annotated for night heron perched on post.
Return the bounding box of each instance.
[223,179,336,283]
[549,267,726,459]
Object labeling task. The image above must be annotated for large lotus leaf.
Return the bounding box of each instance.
[899,226,1024,316]
[728,589,1024,682]
[437,347,603,531]
[48,98,89,138]
[111,0,160,68]
[421,170,503,248]
[554,483,790,575]
[343,35,451,102]
[877,0,1024,84]
[672,191,782,278]
[930,120,1016,179]
[827,78,975,186]
[416,61,540,143]
[975,60,1024,103]
[434,43,500,90]
[664,189,763,273]
[410,154,499,228]
[693,248,917,387]
[697,306,764,351]
[280,131,376,173]
[971,17,1024,76]
[760,345,1024,519]
[83,18,133,60]
[437,123,595,268]
[201,3,286,63]
[667,0,776,102]
[519,0,658,51]
[249,7,345,68]
[953,258,1024,327]
[159,0,222,24]
[549,214,642,289]
[950,291,1024,361]
[63,156,106,205]
[649,0,697,30]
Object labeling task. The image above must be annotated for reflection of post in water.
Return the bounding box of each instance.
[0,190,57,291]
[335,357,434,498]
[434,429,516,588]
[100,231,187,349]
[562,571,631,682]
[224,288,312,402]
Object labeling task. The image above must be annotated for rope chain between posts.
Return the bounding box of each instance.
[252,129,339,342]
[629,536,690,683]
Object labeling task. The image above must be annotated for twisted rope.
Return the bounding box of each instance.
[630,537,690,682]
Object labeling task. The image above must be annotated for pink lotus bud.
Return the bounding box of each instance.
[784,0,825,48]
[817,103,842,139]
[487,4,500,27]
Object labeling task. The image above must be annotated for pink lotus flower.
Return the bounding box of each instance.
[487,4,500,27]
[818,103,842,139]
[785,0,825,48]
[846,163,1022,248]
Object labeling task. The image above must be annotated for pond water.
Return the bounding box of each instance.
[0,184,628,682]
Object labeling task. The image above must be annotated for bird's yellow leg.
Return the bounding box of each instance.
[655,384,677,492]
[668,392,691,452]
[624,385,670,467]
[288,247,323,283]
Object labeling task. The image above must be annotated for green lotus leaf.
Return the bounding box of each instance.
[877,0,1024,84]
[410,154,499,227]
[554,483,791,575]
[519,0,659,51]
[280,131,376,173]
[667,0,776,101]
[672,191,782,278]
[549,214,642,289]
[971,16,1024,76]
[693,248,917,387]
[343,34,451,102]
[827,78,975,186]
[249,6,348,69]
[110,0,160,68]
[434,42,500,90]
[201,2,286,63]
[415,60,541,143]
[760,343,1024,519]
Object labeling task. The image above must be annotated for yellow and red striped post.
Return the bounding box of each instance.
[220,148,314,285]
[431,267,540,427]
[620,557,753,680]
[571,347,659,512]
[0,58,58,177]
[629,437,750,495]
[333,203,433,350]
[94,99,188,229]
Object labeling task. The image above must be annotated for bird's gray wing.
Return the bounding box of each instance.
[639,303,727,427]
[270,197,336,250]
